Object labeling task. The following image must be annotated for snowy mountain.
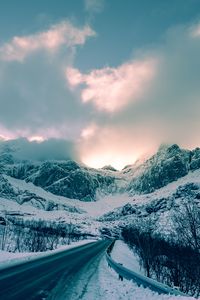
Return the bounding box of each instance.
[100,168,200,237]
[1,140,200,205]
[1,139,200,297]
[2,141,200,242]
[126,144,200,194]
[7,160,118,201]
[0,174,83,213]
[0,141,122,201]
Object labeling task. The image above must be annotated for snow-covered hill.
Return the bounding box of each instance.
[100,168,200,237]
[1,139,200,238]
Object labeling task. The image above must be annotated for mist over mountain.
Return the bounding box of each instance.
[1,139,200,202]
[0,138,79,162]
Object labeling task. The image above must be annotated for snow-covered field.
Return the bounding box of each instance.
[2,168,200,244]
[3,168,200,218]
[1,174,133,217]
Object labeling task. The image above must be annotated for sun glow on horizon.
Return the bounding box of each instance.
[81,154,138,170]
[0,133,11,141]
[28,135,45,142]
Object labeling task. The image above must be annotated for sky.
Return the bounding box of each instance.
[0,0,200,169]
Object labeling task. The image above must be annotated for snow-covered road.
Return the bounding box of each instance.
[0,240,109,300]
[0,239,197,300]
[50,239,195,300]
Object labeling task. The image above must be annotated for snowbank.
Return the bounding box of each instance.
[82,256,195,300]
[111,240,145,275]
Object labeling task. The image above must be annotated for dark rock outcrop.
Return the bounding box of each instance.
[128,144,191,194]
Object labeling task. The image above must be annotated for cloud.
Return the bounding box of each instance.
[0,21,95,62]
[76,21,200,168]
[66,59,156,112]
[189,22,200,38]
[84,0,105,14]
[79,123,159,170]
[1,19,200,169]
[0,21,95,142]
[0,138,79,162]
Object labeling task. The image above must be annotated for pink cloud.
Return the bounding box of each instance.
[66,59,157,112]
[0,124,71,142]
[81,123,98,139]
[67,67,84,86]
[0,21,95,62]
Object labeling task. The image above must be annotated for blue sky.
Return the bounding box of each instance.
[0,0,200,169]
[1,0,200,69]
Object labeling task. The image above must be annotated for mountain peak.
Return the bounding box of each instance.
[101,165,117,172]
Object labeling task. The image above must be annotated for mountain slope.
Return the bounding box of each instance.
[1,140,200,203]
[126,144,200,194]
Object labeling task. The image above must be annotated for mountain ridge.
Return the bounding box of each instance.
[1,140,200,202]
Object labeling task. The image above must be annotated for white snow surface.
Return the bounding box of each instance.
[3,169,200,219]
[2,170,200,239]
[111,240,145,275]
[124,168,200,208]
[2,175,132,217]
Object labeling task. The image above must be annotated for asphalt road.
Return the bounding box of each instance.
[0,240,110,300]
